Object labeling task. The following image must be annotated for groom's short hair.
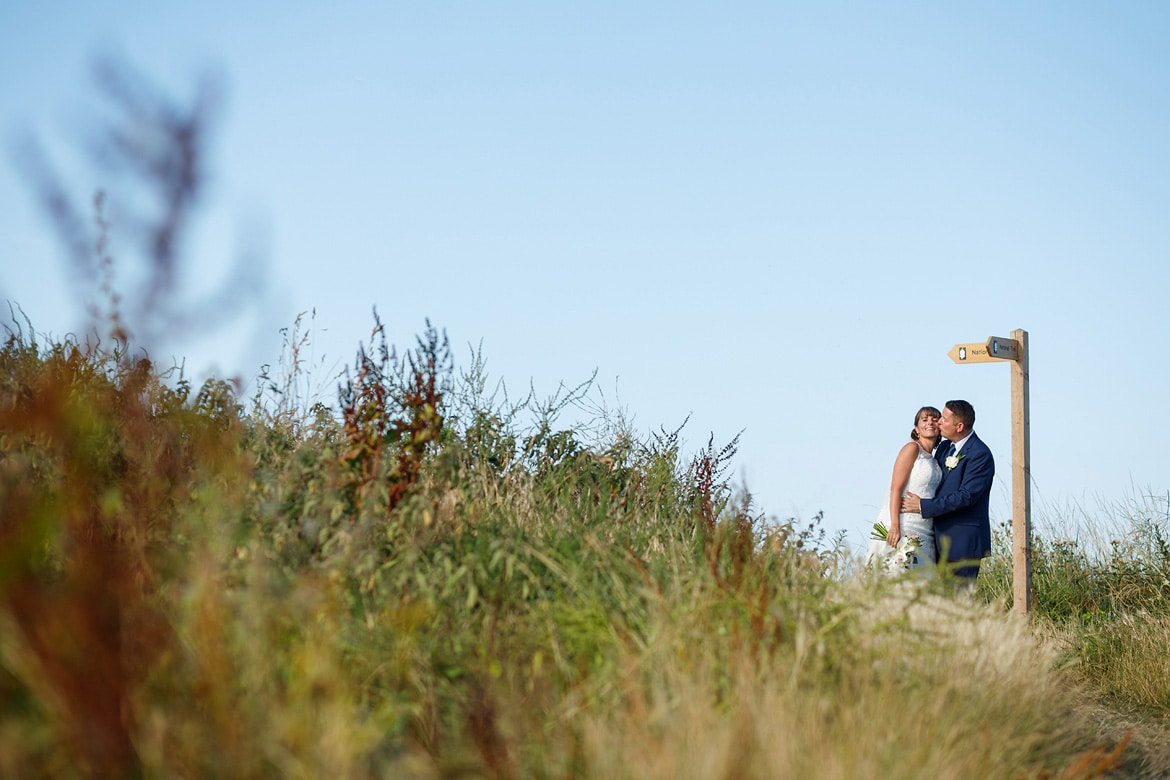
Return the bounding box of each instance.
[945,400,975,428]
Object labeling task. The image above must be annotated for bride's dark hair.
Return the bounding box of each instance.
[910,406,942,440]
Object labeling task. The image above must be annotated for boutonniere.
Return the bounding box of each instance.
[945,452,964,471]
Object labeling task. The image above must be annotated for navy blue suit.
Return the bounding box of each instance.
[920,433,994,576]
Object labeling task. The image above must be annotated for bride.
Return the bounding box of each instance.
[865,406,943,571]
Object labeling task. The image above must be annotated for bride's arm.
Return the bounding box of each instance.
[885,442,918,547]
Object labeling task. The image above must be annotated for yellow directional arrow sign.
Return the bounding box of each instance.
[949,338,1022,364]
[985,336,1020,361]
[948,342,1000,363]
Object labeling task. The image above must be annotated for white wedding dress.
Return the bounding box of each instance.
[865,445,943,571]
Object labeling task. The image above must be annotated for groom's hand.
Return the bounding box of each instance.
[902,492,922,514]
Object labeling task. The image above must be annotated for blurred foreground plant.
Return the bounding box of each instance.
[0,324,242,777]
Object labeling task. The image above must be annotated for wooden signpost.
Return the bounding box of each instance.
[948,329,1031,616]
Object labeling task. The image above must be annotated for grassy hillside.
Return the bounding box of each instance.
[1,319,1165,779]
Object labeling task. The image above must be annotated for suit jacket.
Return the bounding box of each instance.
[920,432,994,563]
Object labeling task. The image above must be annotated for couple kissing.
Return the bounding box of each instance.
[864,400,995,580]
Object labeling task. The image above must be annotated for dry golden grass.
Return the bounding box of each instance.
[565,577,1104,780]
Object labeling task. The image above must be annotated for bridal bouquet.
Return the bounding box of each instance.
[870,523,923,573]
[885,535,922,572]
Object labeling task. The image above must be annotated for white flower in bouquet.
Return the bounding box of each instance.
[870,523,923,573]
[884,535,923,573]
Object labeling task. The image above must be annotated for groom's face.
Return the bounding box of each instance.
[939,407,962,440]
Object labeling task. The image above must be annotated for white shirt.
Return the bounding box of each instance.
[948,431,974,454]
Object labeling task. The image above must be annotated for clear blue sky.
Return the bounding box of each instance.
[3,1,1169,553]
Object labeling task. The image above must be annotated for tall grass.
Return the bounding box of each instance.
[978,492,1170,720]
[0,320,1132,778]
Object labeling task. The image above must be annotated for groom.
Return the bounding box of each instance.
[902,399,994,579]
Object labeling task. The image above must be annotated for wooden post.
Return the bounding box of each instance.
[1010,328,1032,617]
[948,330,1033,616]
